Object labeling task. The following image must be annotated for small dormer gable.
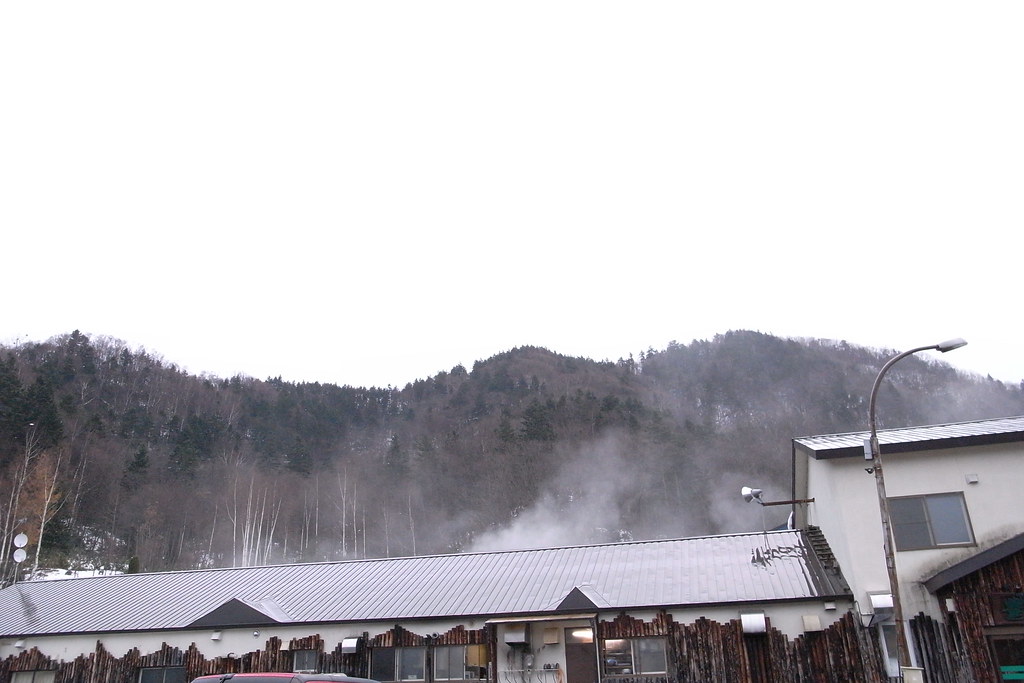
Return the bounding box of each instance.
[187,597,284,628]
[553,585,608,611]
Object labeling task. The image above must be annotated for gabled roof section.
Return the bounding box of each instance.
[554,585,606,611]
[794,415,1024,460]
[187,597,283,628]
[924,532,1024,594]
[0,529,851,638]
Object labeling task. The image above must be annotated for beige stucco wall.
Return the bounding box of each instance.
[802,440,1023,622]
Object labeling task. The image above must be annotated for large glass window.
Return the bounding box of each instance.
[292,649,319,672]
[890,492,973,550]
[139,668,186,683]
[13,672,56,683]
[371,646,426,682]
[434,644,488,680]
[602,638,667,675]
[371,648,396,682]
[400,648,426,680]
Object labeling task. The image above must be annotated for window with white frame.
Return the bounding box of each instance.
[12,672,56,683]
[292,649,319,672]
[370,646,426,682]
[601,637,668,676]
[138,668,186,683]
[434,644,488,680]
[889,492,974,550]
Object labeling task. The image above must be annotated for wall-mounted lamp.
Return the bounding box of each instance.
[211,631,222,641]
[741,486,814,507]
[252,630,261,638]
[14,640,26,649]
[858,592,894,627]
[740,612,766,634]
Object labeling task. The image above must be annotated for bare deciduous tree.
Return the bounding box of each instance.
[25,449,66,574]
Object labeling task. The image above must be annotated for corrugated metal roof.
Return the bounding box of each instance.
[0,530,848,638]
[793,415,1024,459]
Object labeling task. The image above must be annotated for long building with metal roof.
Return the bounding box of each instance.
[0,527,882,683]
[0,529,848,638]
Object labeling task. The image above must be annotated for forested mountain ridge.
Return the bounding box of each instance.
[1,330,1021,583]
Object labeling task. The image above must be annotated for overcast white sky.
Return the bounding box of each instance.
[2,2,1022,389]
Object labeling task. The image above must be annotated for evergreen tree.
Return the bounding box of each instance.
[122,446,150,490]
[0,356,26,465]
[23,377,63,449]
[521,400,556,441]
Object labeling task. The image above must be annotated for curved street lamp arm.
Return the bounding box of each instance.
[868,344,939,437]
[868,338,965,437]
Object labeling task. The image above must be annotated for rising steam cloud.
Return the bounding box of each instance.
[469,433,663,553]
[466,430,791,554]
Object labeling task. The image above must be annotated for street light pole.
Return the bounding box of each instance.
[866,338,967,677]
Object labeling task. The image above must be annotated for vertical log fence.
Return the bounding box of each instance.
[3,611,891,683]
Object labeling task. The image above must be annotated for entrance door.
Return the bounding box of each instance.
[564,627,598,683]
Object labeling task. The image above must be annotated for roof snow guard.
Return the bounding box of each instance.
[0,530,850,638]
[794,415,1024,460]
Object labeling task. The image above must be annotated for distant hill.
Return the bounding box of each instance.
[1,329,1021,582]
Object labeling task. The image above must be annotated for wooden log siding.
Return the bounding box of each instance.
[933,545,1024,683]
[321,635,369,677]
[787,613,889,683]
[908,614,960,683]
[368,627,416,650]
[599,612,675,638]
[2,636,331,683]
[669,611,888,683]
[0,648,59,683]
[2,614,893,683]
[365,625,488,649]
